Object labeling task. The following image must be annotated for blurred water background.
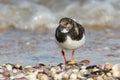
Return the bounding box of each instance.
[0,0,119,65]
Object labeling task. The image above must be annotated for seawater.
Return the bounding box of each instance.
[0,0,120,30]
[0,0,119,65]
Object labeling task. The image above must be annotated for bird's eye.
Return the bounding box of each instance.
[65,22,68,25]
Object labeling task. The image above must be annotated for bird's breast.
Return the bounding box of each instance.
[56,34,85,50]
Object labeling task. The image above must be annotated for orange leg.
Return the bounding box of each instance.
[72,50,75,60]
[61,50,67,62]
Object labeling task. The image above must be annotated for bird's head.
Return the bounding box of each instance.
[59,17,74,33]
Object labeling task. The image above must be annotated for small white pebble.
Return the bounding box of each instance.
[12,69,18,73]
[106,72,112,77]
[70,73,77,80]
[81,66,87,69]
[28,73,37,80]
[25,65,32,68]
[112,63,120,77]
[62,73,69,79]
[93,68,99,72]
[80,69,88,74]
[0,68,4,73]
[6,64,13,71]
[50,67,57,74]
[104,63,113,70]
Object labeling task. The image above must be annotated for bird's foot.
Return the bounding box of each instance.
[65,59,77,65]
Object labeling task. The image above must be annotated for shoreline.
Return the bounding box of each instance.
[0,61,119,80]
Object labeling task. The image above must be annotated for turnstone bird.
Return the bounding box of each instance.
[55,17,85,63]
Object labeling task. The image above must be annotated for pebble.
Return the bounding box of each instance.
[69,72,77,80]
[0,61,118,80]
[62,73,69,80]
[13,64,22,70]
[112,63,120,78]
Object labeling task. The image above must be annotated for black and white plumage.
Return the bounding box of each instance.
[55,17,85,62]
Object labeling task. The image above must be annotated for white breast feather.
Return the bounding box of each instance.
[56,34,85,50]
[61,29,68,33]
